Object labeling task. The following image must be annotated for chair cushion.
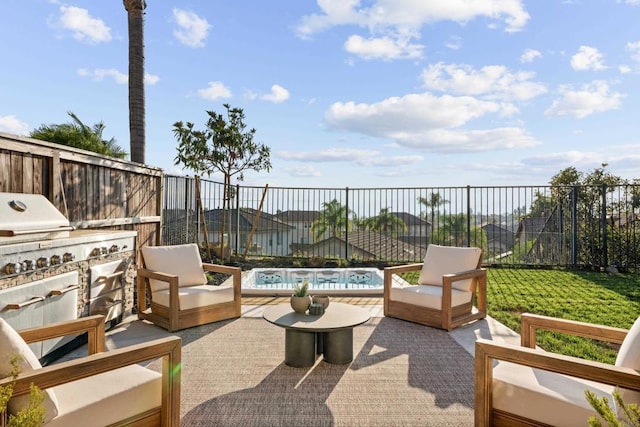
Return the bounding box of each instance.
[389,284,472,310]
[492,361,611,426]
[141,243,207,292]
[614,315,640,406]
[45,364,162,427]
[152,283,235,310]
[0,318,59,422]
[418,245,481,291]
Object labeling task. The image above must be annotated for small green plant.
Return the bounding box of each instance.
[585,389,640,426]
[1,355,46,427]
[293,279,309,297]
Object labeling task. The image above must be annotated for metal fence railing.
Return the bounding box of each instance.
[161,175,640,272]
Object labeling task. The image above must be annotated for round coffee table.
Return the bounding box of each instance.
[263,302,370,367]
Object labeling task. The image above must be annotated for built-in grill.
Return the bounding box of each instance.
[0,192,137,364]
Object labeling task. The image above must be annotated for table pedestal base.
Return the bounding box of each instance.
[284,328,354,367]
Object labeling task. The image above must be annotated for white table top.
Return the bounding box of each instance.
[262,302,370,332]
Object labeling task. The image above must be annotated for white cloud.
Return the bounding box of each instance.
[344,34,423,60]
[196,81,232,100]
[545,80,623,119]
[445,36,462,50]
[279,147,379,162]
[57,5,111,44]
[626,40,640,62]
[261,85,290,103]
[520,48,541,63]
[0,115,29,136]
[323,92,540,152]
[296,0,530,38]
[420,62,547,101]
[77,68,160,85]
[285,166,321,177]
[571,46,607,71]
[172,9,210,48]
[619,65,632,74]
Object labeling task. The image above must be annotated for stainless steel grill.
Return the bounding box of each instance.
[0,192,137,363]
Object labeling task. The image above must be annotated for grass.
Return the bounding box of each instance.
[401,267,640,364]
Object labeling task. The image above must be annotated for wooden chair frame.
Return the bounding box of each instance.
[475,313,640,426]
[137,258,242,332]
[383,254,487,331]
[1,315,181,427]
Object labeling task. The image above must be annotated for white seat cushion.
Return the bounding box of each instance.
[418,245,482,291]
[152,283,235,310]
[0,318,59,422]
[389,283,472,310]
[141,244,207,292]
[45,364,162,427]
[492,361,611,426]
[614,315,640,405]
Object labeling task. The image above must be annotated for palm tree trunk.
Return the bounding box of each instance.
[124,0,146,164]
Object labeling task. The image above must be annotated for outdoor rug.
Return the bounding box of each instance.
[149,316,475,427]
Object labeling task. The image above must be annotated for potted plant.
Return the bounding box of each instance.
[290,279,311,313]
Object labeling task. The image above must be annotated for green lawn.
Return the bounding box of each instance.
[402,267,640,364]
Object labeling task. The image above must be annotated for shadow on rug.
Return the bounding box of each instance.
[155,316,475,426]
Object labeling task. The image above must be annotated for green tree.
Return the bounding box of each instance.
[173,104,272,259]
[30,112,127,158]
[439,213,467,246]
[418,192,448,241]
[311,199,352,241]
[123,0,146,164]
[360,208,406,237]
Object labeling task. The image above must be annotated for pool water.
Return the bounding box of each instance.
[242,268,384,296]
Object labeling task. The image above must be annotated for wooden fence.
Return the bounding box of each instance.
[0,132,163,255]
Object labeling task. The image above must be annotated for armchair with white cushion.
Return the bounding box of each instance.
[383,244,486,331]
[137,243,242,332]
[475,313,640,426]
[0,315,181,426]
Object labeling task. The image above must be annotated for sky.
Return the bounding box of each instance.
[2,0,640,189]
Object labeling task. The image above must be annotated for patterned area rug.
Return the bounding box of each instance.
[152,316,475,426]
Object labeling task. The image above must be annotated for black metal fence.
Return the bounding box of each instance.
[161,175,640,272]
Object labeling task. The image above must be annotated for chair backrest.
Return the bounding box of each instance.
[614,315,640,408]
[0,318,59,422]
[418,244,482,291]
[140,243,207,293]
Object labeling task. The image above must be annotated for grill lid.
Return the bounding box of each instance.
[0,193,73,240]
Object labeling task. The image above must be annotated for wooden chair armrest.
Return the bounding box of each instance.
[384,263,423,275]
[443,267,486,282]
[137,267,178,283]
[520,313,628,348]
[19,315,106,354]
[2,336,182,399]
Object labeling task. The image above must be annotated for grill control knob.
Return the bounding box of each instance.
[101,247,108,255]
[50,255,61,265]
[109,244,119,253]
[3,263,21,275]
[90,248,101,257]
[22,260,36,271]
[63,252,75,262]
[36,257,50,268]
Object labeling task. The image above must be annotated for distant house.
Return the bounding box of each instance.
[391,212,431,247]
[306,229,426,262]
[274,210,321,253]
[202,208,293,256]
[481,223,515,254]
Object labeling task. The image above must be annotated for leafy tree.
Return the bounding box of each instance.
[360,208,406,237]
[173,104,272,259]
[30,112,127,158]
[418,192,448,241]
[311,199,352,241]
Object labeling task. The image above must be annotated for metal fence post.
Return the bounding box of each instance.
[345,187,349,260]
[601,184,608,269]
[466,185,471,247]
[571,186,578,266]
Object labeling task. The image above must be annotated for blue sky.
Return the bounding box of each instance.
[2,0,640,189]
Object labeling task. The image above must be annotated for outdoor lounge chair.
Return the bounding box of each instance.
[383,244,486,331]
[0,314,181,426]
[137,243,242,332]
[475,313,640,426]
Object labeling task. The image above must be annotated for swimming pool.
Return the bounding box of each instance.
[242,268,384,296]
